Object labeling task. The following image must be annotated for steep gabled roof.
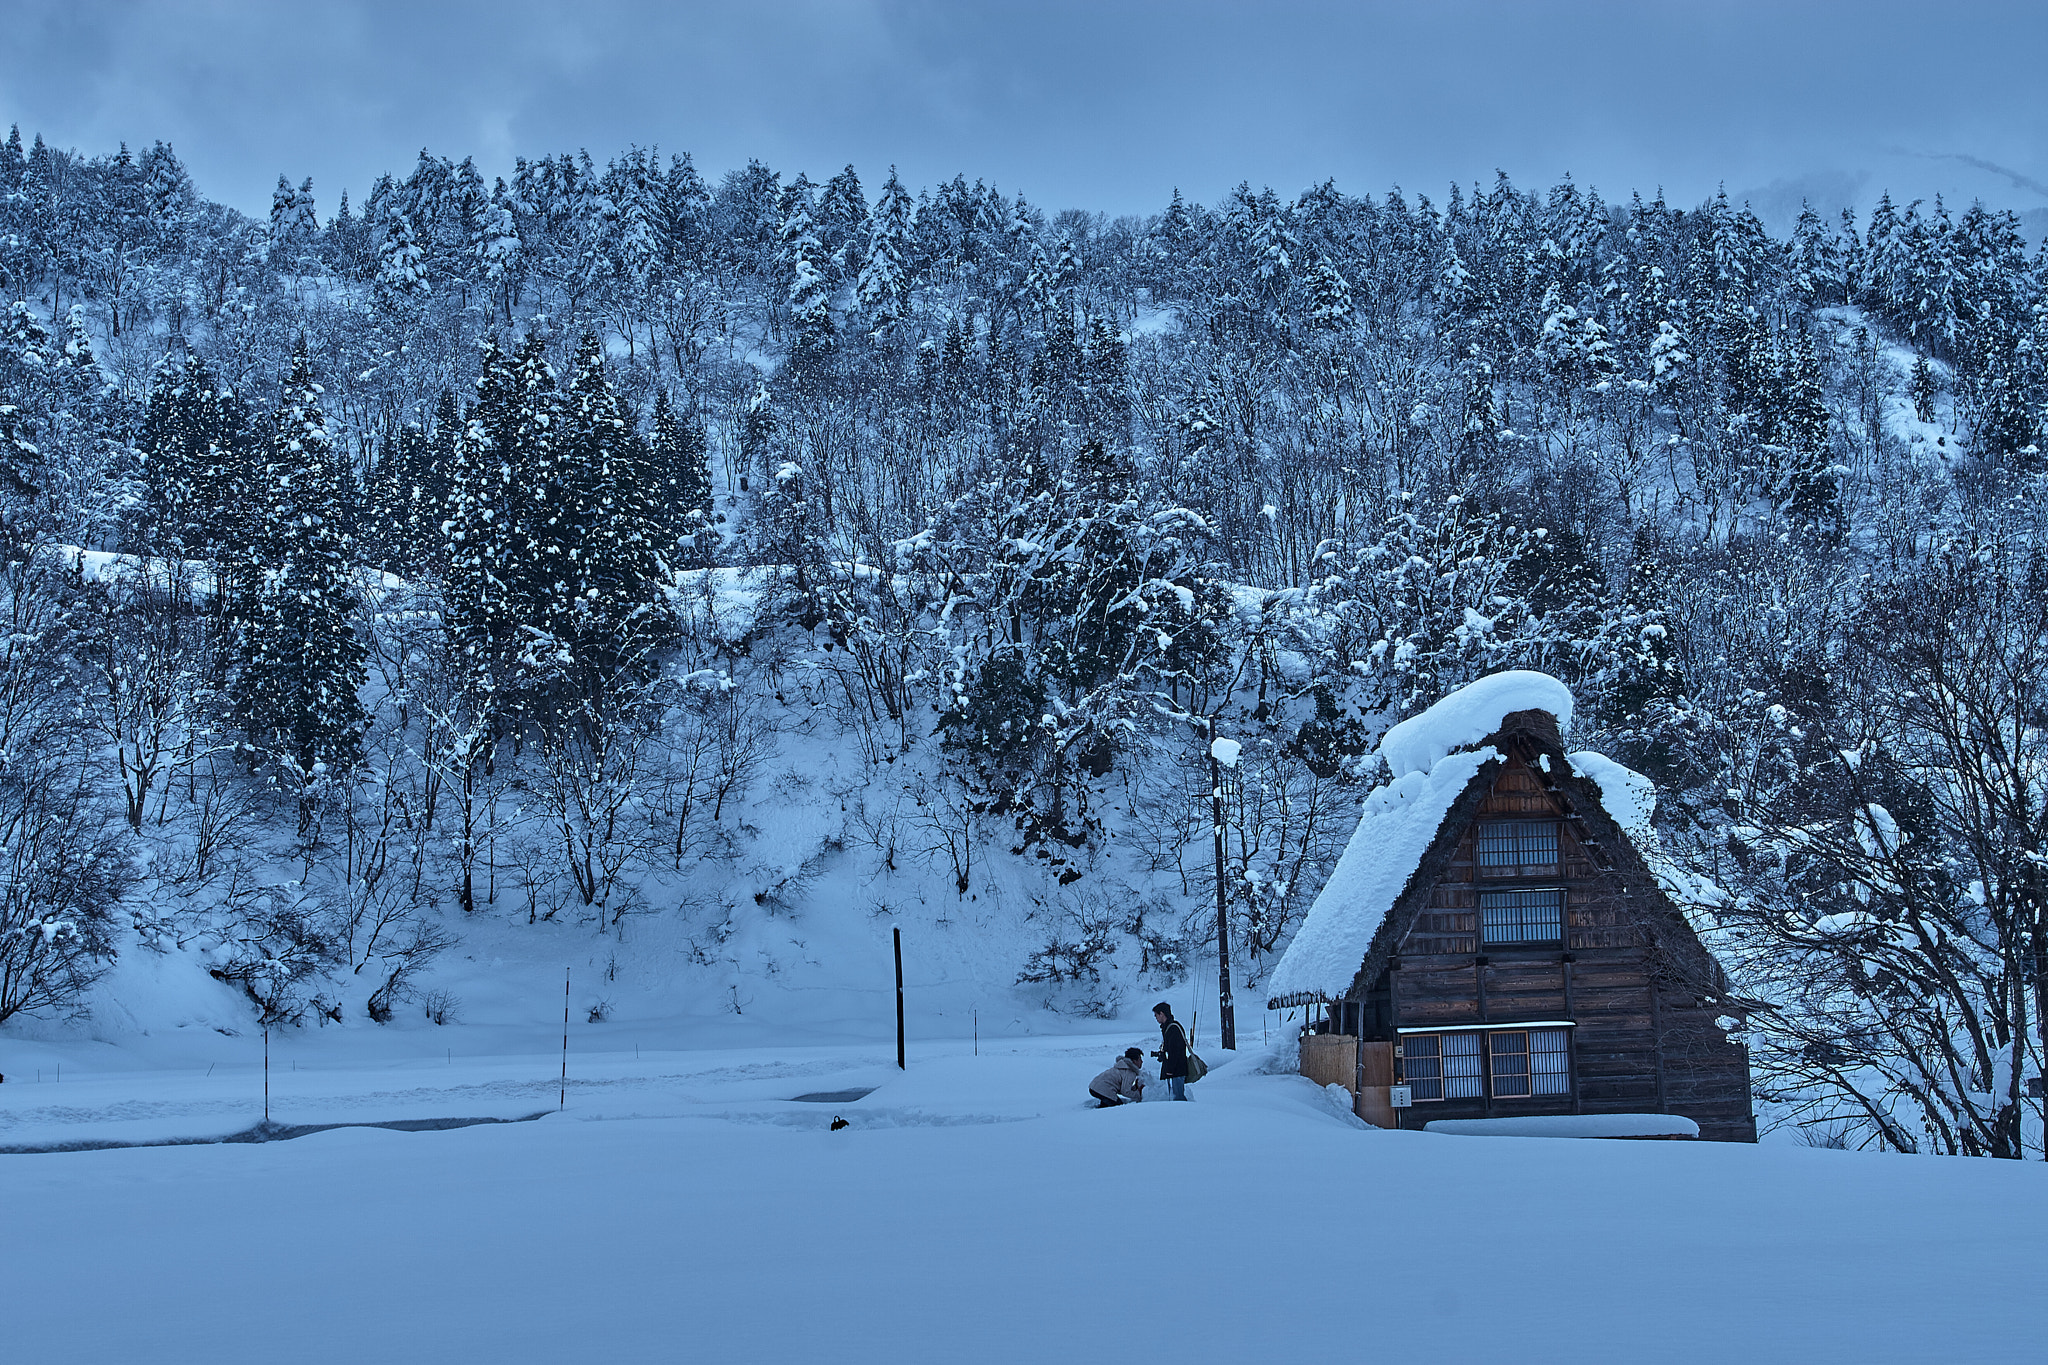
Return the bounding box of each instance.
[1267,673,1732,1009]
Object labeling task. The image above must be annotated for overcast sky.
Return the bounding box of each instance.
[3,0,2044,232]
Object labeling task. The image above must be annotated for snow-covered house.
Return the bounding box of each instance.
[1268,672,1757,1142]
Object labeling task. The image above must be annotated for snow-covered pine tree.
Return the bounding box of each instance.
[234,338,366,830]
[1081,316,1130,446]
[140,349,253,555]
[817,163,867,287]
[366,421,436,577]
[501,333,575,675]
[1304,255,1354,332]
[561,332,667,683]
[375,212,428,309]
[782,189,836,375]
[856,166,913,338]
[443,335,526,704]
[1771,328,1837,523]
[649,387,713,566]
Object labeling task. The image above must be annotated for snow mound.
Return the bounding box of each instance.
[1377,671,1574,778]
[1267,747,1498,1001]
[1424,1113,1699,1139]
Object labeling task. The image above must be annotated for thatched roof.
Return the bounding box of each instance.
[1266,679,1734,1009]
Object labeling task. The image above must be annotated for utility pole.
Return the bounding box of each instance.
[893,927,906,1070]
[1208,717,1238,1050]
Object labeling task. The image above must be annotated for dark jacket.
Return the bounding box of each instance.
[1156,1019,1189,1079]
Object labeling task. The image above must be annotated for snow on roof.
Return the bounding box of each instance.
[1267,746,1498,1002]
[1268,672,1580,1003]
[1376,670,1574,778]
[1566,747,1731,918]
[1565,749,1654,843]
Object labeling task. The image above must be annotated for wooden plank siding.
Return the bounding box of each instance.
[1344,744,1757,1142]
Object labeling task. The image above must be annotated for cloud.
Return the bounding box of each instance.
[1,0,2044,223]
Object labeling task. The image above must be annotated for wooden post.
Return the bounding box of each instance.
[893,928,906,1070]
[263,1024,270,1125]
[1208,718,1237,1051]
[1352,1013,1365,1100]
[560,967,570,1111]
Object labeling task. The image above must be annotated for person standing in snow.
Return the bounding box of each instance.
[1152,1003,1190,1100]
[1088,1048,1148,1107]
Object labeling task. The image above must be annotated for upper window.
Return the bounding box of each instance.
[1476,820,1559,868]
[1480,888,1564,945]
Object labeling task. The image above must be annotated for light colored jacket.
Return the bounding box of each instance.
[1089,1056,1148,1103]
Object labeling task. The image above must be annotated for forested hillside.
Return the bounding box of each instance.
[0,127,2043,1157]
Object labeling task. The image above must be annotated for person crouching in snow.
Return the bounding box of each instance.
[1089,1048,1149,1107]
[1152,1002,1190,1100]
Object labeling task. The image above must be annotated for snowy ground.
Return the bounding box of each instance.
[6,1024,2044,1364]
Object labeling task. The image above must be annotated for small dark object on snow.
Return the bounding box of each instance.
[830,1116,850,1131]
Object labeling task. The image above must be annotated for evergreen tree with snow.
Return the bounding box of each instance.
[501,333,576,667]
[443,335,527,702]
[375,212,428,308]
[1909,353,1940,423]
[1304,255,1354,332]
[234,339,366,828]
[649,388,713,565]
[856,166,913,338]
[817,163,867,287]
[561,333,668,682]
[141,348,255,554]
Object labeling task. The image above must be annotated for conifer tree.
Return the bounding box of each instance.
[375,213,428,308]
[817,163,868,286]
[505,333,579,666]
[367,422,437,576]
[444,336,525,699]
[856,166,913,337]
[235,339,366,828]
[649,388,713,565]
[562,334,667,679]
[1304,255,1354,332]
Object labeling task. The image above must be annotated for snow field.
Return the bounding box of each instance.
[6,1031,2045,1364]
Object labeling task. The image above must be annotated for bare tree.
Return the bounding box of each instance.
[1700,537,2048,1157]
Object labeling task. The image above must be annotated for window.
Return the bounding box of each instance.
[1480,889,1564,945]
[1490,1029,1571,1097]
[1443,1033,1483,1098]
[1475,820,1559,868]
[1400,1028,1571,1101]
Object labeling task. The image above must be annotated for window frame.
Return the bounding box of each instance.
[1474,818,1562,871]
[1478,886,1567,947]
[1397,1025,1575,1102]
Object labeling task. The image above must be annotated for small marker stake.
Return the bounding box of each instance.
[560,968,571,1111]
